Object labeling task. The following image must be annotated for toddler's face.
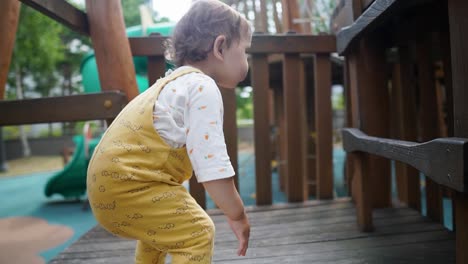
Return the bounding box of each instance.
[219,33,251,88]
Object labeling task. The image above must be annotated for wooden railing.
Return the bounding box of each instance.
[336,0,468,262]
[2,1,337,209]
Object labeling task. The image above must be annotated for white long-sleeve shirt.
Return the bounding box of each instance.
[153,66,235,183]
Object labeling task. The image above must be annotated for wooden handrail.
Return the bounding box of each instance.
[0,91,127,125]
[127,35,336,57]
[342,128,468,192]
[19,0,89,36]
[336,0,399,54]
[336,0,436,54]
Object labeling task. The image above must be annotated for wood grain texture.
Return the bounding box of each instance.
[50,199,455,264]
[283,54,307,202]
[314,54,333,199]
[0,0,20,100]
[251,54,272,205]
[342,128,468,192]
[448,1,468,263]
[86,0,139,101]
[337,0,399,54]
[0,91,127,125]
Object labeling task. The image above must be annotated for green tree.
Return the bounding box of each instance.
[122,0,147,26]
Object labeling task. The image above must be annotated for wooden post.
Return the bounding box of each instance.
[251,54,272,205]
[314,54,333,199]
[283,53,308,202]
[274,83,287,192]
[281,0,302,33]
[85,0,139,100]
[147,56,165,86]
[304,57,316,196]
[448,0,468,263]
[0,0,21,100]
[352,37,391,209]
[190,174,206,209]
[0,0,20,172]
[414,37,442,220]
[392,45,420,211]
[348,52,373,231]
[344,59,354,197]
[220,88,239,190]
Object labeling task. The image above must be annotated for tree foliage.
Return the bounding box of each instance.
[8,5,65,99]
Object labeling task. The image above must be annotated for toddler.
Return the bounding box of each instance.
[87,0,252,263]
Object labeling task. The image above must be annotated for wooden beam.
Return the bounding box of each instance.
[0,0,20,100]
[314,54,333,199]
[249,35,336,54]
[448,0,468,263]
[337,0,399,54]
[190,174,206,209]
[342,128,468,193]
[127,35,336,55]
[147,56,165,86]
[129,37,167,56]
[283,54,307,202]
[347,52,373,231]
[20,0,89,35]
[351,38,391,208]
[304,57,316,196]
[0,91,127,125]
[86,0,138,100]
[281,0,302,33]
[251,54,272,205]
[414,37,442,220]
[336,0,435,54]
[220,88,239,190]
[391,46,420,211]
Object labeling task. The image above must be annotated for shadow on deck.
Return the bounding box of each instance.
[50,198,454,263]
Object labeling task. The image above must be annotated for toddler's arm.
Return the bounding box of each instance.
[203,177,250,256]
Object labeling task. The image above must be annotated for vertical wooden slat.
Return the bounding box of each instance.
[0,0,21,100]
[85,0,139,100]
[360,38,391,209]
[274,84,287,192]
[414,37,442,220]
[314,54,334,199]
[251,54,272,205]
[190,174,206,209]
[448,0,468,263]
[392,45,420,211]
[147,56,165,86]
[344,59,354,197]
[220,87,239,189]
[283,53,307,202]
[304,57,316,196]
[348,52,373,231]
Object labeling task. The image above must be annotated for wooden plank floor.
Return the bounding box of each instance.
[51,198,455,263]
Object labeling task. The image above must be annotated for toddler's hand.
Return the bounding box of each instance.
[227,213,250,256]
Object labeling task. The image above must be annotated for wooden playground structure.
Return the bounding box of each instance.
[0,0,467,263]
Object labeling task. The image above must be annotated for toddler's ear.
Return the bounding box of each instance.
[213,35,226,61]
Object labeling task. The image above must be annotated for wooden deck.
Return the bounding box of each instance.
[51,198,455,263]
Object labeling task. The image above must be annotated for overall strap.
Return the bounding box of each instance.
[153,67,203,99]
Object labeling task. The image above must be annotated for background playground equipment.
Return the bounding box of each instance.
[44,122,100,199]
[80,23,175,94]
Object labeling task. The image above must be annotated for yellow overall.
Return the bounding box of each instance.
[87,68,215,264]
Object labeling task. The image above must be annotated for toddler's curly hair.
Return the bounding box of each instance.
[166,0,251,67]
